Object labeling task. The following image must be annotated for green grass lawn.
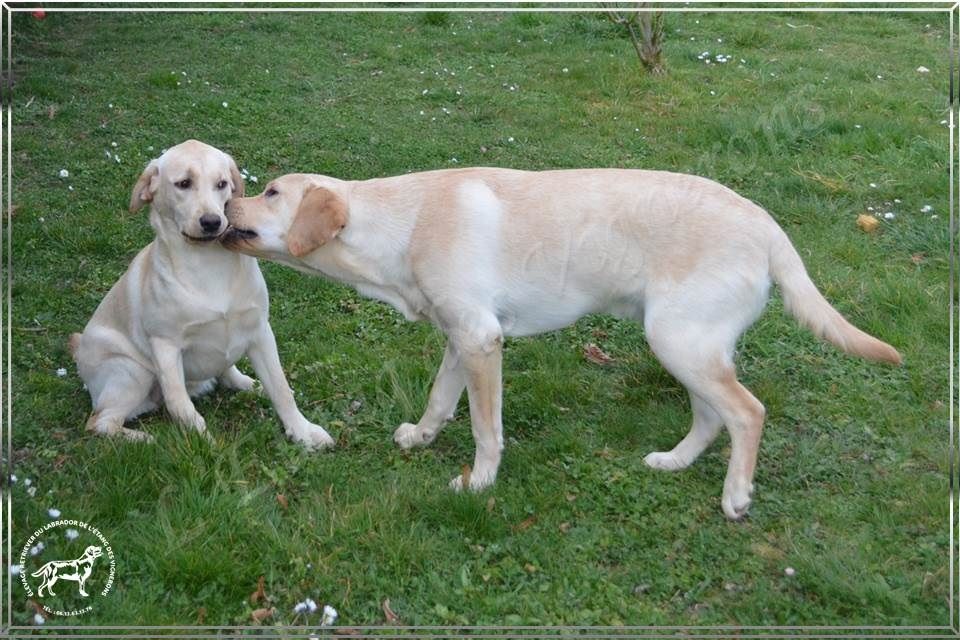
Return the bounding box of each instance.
[5,8,950,629]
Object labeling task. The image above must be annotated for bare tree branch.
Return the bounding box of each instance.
[601,2,666,74]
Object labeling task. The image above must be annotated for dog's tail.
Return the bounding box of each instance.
[768,227,901,365]
[31,563,54,578]
[68,333,82,361]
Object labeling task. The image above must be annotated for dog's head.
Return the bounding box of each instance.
[83,545,103,560]
[221,173,348,261]
[129,139,244,244]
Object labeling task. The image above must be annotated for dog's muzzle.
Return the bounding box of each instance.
[181,230,223,243]
[219,226,258,248]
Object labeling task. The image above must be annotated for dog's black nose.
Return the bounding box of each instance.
[199,214,222,234]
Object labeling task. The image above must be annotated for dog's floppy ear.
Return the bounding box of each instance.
[287,186,348,258]
[228,157,245,199]
[128,160,160,213]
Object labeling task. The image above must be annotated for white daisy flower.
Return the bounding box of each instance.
[321,605,338,626]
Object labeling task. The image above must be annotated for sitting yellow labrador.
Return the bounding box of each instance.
[71,141,333,449]
[221,168,900,519]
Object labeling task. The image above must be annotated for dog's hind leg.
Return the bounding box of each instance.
[218,365,256,392]
[394,342,466,449]
[644,391,723,471]
[87,410,154,443]
[86,360,156,443]
[644,311,766,521]
[128,385,161,420]
[41,572,59,597]
[642,269,769,520]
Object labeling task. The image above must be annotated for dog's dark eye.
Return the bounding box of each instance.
[176,179,192,190]
[216,180,228,190]
[265,188,278,197]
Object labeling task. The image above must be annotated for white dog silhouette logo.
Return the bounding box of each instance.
[18,519,115,618]
[31,545,103,597]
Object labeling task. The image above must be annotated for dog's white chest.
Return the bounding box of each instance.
[180,301,263,379]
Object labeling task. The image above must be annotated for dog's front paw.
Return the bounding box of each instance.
[232,373,257,392]
[290,423,335,451]
[174,408,207,434]
[393,422,436,449]
[448,465,497,493]
[721,480,754,521]
[219,367,258,392]
[643,450,691,471]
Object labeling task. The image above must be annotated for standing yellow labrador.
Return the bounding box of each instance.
[71,141,333,449]
[221,168,899,519]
